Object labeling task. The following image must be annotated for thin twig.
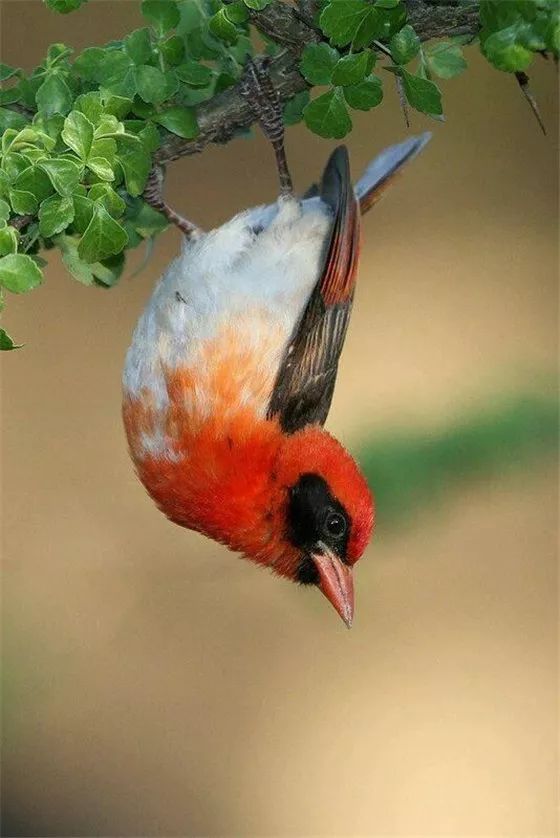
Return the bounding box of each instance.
[515,71,547,135]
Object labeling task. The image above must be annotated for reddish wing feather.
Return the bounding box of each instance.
[267,146,360,433]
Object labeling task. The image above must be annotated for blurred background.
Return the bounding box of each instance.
[1,2,558,836]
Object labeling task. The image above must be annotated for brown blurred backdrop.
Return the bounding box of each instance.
[1,2,558,836]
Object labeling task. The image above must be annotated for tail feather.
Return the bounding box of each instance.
[355,132,431,215]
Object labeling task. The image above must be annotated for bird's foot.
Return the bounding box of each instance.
[240,57,294,197]
[143,165,199,238]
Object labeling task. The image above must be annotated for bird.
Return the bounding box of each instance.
[123,60,431,627]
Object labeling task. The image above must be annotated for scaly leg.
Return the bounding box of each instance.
[240,58,294,198]
[143,164,199,238]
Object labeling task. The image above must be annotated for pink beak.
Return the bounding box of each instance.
[312,544,355,628]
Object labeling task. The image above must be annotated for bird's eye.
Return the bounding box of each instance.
[324,511,347,539]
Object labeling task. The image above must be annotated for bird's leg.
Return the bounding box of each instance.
[239,58,294,198]
[143,164,199,237]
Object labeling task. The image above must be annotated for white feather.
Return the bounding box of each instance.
[123,195,332,416]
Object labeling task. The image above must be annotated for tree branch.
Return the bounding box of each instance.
[155,0,480,165]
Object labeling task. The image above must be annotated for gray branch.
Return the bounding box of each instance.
[155,0,480,166]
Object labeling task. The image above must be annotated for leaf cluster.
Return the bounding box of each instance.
[280,0,557,139]
[0,0,265,347]
[0,0,557,348]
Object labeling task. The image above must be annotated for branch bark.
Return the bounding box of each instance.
[155,0,480,165]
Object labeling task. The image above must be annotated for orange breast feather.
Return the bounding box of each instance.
[122,316,299,571]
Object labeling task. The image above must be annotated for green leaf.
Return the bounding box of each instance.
[141,0,180,32]
[153,106,199,138]
[300,43,340,85]
[35,73,73,116]
[9,189,38,215]
[44,0,85,13]
[209,8,238,44]
[102,93,133,119]
[283,90,310,126]
[0,253,43,293]
[352,8,383,49]
[185,27,222,60]
[304,87,352,139]
[117,144,151,196]
[320,0,369,47]
[390,24,421,64]
[135,64,168,104]
[125,28,153,65]
[332,50,370,86]
[0,107,28,132]
[138,121,161,152]
[78,203,128,263]
[159,35,185,66]
[61,110,94,160]
[177,0,204,34]
[2,151,29,180]
[87,157,115,181]
[4,127,54,153]
[91,252,125,287]
[57,234,95,284]
[375,0,400,7]
[88,183,126,217]
[0,63,19,82]
[32,112,65,143]
[73,47,107,82]
[0,197,10,219]
[175,61,214,87]
[224,1,249,24]
[89,137,117,163]
[38,193,74,237]
[13,165,54,202]
[343,75,383,110]
[126,199,168,237]
[396,67,443,115]
[426,41,467,78]
[38,158,83,196]
[103,63,138,99]
[73,195,95,233]
[92,115,122,138]
[74,91,103,124]
[482,24,533,72]
[0,225,19,256]
[0,327,23,350]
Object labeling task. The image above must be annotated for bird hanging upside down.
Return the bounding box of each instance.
[123,61,430,627]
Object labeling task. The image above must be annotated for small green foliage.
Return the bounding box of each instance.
[344,75,383,110]
[38,194,74,237]
[424,42,468,79]
[141,0,180,33]
[0,326,22,350]
[300,43,340,85]
[0,253,42,293]
[0,0,557,347]
[390,25,421,65]
[283,90,310,126]
[389,67,443,116]
[332,51,370,86]
[43,0,88,13]
[77,203,128,263]
[304,88,352,139]
[320,1,371,48]
[153,107,199,138]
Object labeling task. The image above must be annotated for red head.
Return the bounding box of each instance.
[271,425,374,626]
[131,410,374,627]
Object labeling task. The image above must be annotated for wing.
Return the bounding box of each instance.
[267,146,359,433]
[267,134,432,434]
